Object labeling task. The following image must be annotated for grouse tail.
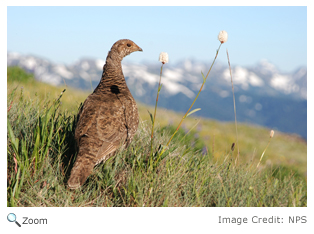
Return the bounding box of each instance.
[67,154,95,190]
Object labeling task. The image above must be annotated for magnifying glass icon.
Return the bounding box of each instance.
[7,213,21,227]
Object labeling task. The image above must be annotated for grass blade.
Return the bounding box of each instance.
[186,108,201,117]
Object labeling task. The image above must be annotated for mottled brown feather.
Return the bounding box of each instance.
[67,39,142,189]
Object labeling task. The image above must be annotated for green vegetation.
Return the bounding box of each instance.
[7,66,307,207]
[7,66,88,114]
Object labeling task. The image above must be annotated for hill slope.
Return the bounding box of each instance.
[7,66,307,176]
[7,67,307,207]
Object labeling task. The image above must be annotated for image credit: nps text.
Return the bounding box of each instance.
[218,216,307,225]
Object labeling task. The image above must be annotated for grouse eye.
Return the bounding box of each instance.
[127,43,131,47]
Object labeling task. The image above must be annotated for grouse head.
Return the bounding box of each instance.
[108,39,143,62]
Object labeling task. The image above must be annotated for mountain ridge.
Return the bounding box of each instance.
[7,52,307,139]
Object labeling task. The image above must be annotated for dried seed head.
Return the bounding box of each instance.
[270,130,275,138]
[218,30,228,44]
[231,143,235,151]
[159,52,169,64]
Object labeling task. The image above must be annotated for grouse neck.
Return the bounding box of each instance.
[105,50,124,66]
[95,57,130,94]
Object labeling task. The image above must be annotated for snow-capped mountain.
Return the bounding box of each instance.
[7,52,307,139]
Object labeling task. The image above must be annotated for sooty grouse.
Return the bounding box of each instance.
[67,39,142,189]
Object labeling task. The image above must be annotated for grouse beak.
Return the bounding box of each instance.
[136,45,143,51]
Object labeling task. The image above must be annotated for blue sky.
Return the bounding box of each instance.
[7,6,307,72]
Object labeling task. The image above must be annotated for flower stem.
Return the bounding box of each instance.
[226,49,240,161]
[150,64,164,156]
[159,43,222,156]
[256,137,273,168]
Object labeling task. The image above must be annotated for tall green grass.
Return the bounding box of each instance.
[7,67,306,207]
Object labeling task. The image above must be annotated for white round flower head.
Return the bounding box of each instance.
[218,30,228,44]
[159,52,169,64]
[270,130,275,138]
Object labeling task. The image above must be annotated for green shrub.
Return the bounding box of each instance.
[7,66,35,83]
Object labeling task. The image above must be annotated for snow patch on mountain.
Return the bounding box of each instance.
[258,59,278,74]
[270,74,301,94]
[81,61,90,71]
[8,52,21,59]
[184,60,192,71]
[123,64,194,98]
[34,66,46,77]
[7,52,307,101]
[294,67,307,80]
[249,72,264,87]
[79,70,91,81]
[96,59,105,70]
[163,68,183,82]
[123,64,158,85]
[40,73,61,86]
[21,57,37,70]
[163,80,195,98]
[53,65,73,79]
[222,67,264,89]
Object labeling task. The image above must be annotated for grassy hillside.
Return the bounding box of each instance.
[7,66,88,114]
[7,66,307,207]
